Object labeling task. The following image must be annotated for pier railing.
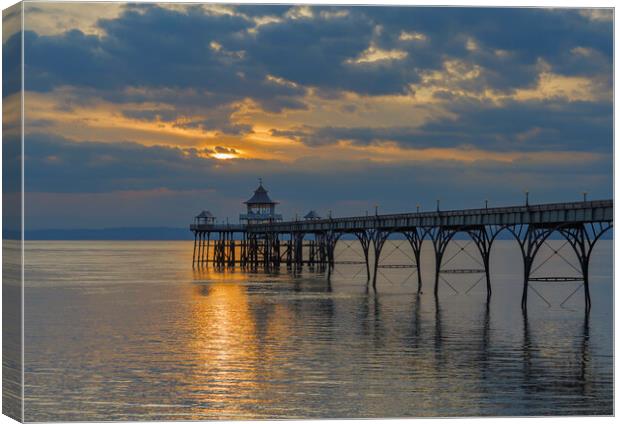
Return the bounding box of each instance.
[246,200,613,233]
[189,223,245,232]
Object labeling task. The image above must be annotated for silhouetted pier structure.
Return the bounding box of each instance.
[191,183,612,311]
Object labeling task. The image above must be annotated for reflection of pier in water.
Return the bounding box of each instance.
[191,200,612,311]
[191,269,599,414]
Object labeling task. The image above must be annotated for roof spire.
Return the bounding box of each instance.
[259,177,263,185]
[244,179,277,205]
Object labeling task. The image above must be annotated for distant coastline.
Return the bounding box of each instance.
[16,227,193,241]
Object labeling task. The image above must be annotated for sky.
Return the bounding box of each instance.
[2,3,613,229]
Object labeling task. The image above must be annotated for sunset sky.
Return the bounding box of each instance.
[3,3,613,229]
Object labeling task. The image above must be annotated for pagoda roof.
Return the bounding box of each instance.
[196,210,215,218]
[244,183,278,205]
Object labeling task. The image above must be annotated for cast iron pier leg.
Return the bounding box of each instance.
[405,228,426,293]
[371,230,389,290]
[355,230,372,282]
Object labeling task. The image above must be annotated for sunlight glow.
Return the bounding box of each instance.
[212,153,237,160]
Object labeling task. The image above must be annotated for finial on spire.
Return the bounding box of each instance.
[259,177,263,185]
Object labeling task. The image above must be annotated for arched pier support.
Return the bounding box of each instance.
[325,231,340,279]
[558,222,612,311]
[354,230,372,281]
[429,227,458,297]
[467,225,503,299]
[509,224,557,310]
[403,228,426,293]
[371,230,390,289]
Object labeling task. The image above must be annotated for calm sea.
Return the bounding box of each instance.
[23,240,613,420]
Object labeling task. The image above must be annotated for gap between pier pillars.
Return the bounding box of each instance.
[429,225,498,300]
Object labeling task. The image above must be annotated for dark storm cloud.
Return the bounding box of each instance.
[24,133,220,193]
[285,98,612,152]
[237,8,414,95]
[9,5,611,148]
[20,6,306,110]
[417,98,613,152]
[23,132,610,193]
[16,6,612,99]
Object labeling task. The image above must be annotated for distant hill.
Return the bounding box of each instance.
[22,227,193,240]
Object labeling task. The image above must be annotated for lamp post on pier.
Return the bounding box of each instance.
[524,190,529,207]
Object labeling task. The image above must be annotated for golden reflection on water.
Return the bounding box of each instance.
[188,273,260,418]
[187,268,298,419]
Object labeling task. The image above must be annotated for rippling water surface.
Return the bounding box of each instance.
[24,240,612,420]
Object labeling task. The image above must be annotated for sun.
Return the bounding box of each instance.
[212,153,237,160]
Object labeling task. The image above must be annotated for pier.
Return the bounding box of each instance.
[191,183,612,311]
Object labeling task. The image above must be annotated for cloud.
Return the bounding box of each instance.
[120,105,253,136]
[23,3,124,36]
[346,43,408,64]
[399,30,428,42]
[23,133,225,193]
[16,131,611,229]
[22,132,610,190]
[12,5,612,137]
[2,21,22,98]
[20,6,609,98]
[579,8,613,22]
[416,98,612,153]
[215,146,238,154]
[273,97,612,153]
[20,5,307,113]
[21,133,611,228]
